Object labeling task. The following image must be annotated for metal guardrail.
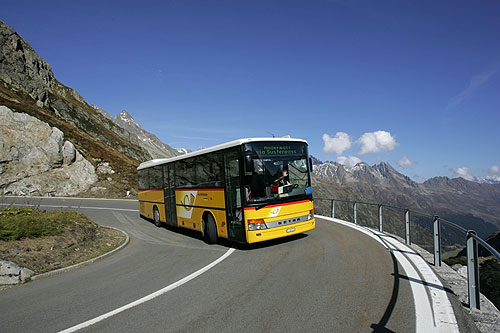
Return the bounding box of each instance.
[316,197,500,310]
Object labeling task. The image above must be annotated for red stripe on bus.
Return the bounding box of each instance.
[138,189,163,192]
[175,188,224,192]
[244,200,311,210]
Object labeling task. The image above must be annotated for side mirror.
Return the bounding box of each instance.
[309,156,314,172]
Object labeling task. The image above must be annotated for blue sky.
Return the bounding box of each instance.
[2,0,499,182]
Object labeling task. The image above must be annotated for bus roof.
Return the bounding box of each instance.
[137,137,307,170]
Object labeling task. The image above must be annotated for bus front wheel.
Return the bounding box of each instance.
[204,215,218,244]
[153,206,162,227]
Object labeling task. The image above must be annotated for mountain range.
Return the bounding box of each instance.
[1,18,499,238]
[313,159,500,236]
[91,105,181,159]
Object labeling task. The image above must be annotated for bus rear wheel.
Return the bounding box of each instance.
[204,215,218,244]
[153,206,162,227]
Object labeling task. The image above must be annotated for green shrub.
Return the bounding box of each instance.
[444,256,467,266]
[0,208,85,241]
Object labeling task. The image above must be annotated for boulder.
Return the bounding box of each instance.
[20,267,35,283]
[0,260,35,285]
[62,140,76,165]
[0,260,22,285]
[0,106,97,196]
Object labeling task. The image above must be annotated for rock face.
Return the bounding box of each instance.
[0,20,55,105]
[0,19,152,163]
[0,19,88,108]
[0,106,97,196]
[0,260,34,284]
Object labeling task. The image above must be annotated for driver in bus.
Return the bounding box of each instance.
[274,169,290,186]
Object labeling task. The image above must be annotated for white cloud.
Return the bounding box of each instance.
[337,156,362,168]
[397,156,415,168]
[487,165,500,182]
[357,130,399,155]
[452,167,476,181]
[489,165,499,175]
[322,132,352,155]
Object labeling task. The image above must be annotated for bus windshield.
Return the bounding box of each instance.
[243,142,311,206]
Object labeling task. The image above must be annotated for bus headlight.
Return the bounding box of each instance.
[248,219,268,231]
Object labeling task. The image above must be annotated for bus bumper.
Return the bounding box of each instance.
[246,219,315,244]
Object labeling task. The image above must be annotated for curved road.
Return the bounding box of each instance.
[0,197,457,332]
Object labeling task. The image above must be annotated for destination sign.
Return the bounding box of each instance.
[247,142,306,157]
[256,145,297,156]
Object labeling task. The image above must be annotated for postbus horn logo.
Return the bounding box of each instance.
[180,193,196,211]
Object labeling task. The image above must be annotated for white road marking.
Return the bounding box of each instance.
[320,216,459,333]
[2,195,138,202]
[0,203,139,212]
[59,247,235,332]
[4,197,236,330]
[383,236,458,332]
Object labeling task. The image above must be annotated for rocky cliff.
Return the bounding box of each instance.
[0,21,55,105]
[0,19,180,197]
[0,19,152,160]
[0,106,97,196]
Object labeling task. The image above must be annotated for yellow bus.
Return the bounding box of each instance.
[137,138,315,244]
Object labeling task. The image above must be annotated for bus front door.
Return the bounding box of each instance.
[165,167,177,227]
[225,151,246,242]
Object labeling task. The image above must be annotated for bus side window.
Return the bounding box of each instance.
[175,161,187,187]
[169,165,175,187]
[196,156,210,186]
[150,166,163,189]
[209,153,223,185]
[138,169,148,190]
[163,165,169,188]
[184,158,196,186]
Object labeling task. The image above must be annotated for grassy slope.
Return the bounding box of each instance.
[0,82,141,198]
[0,208,125,273]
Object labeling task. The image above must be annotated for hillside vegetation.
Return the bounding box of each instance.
[0,207,125,273]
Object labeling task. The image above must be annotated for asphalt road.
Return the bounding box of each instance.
[0,197,418,332]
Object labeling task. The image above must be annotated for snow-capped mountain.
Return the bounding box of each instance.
[112,110,179,159]
[312,157,500,232]
[176,148,192,155]
[314,160,418,192]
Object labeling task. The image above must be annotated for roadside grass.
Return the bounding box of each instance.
[0,208,79,241]
[0,207,126,274]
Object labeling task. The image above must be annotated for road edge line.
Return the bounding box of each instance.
[2,195,138,202]
[31,226,130,281]
[317,215,459,332]
[58,247,236,332]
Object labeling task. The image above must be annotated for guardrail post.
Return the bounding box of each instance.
[353,202,357,224]
[405,209,411,245]
[433,216,441,266]
[331,200,335,218]
[378,204,383,232]
[467,231,480,310]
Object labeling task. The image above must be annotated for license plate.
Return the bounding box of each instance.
[286,227,296,233]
